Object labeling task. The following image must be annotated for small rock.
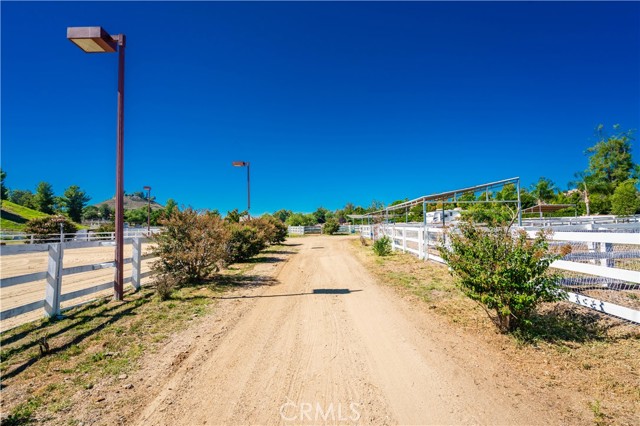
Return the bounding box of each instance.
[123,383,133,390]
[96,397,106,402]
[118,374,128,380]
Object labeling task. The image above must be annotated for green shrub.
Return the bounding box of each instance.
[227,223,266,263]
[323,218,340,235]
[438,222,564,332]
[373,236,392,256]
[151,208,230,284]
[24,215,77,243]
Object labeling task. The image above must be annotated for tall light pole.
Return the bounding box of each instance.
[143,186,151,235]
[67,26,126,300]
[232,161,250,219]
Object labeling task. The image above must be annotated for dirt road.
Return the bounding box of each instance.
[135,236,561,425]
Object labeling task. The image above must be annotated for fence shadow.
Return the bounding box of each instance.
[514,304,631,344]
[1,293,153,383]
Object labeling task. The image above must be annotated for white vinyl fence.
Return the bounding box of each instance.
[0,238,155,326]
[361,223,640,324]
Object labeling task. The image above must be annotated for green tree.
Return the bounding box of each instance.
[0,168,7,200]
[585,125,639,195]
[568,171,596,216]
[225,208,242,223]
[99,203,112,220]
[610,180,640,216]
[83,205,101,221]
[313,207,329,224]
[125,207,149,225]
[164,198,178,217]
[285,212,316,226]
[61,185,91,222]
[273,209,292,223]
[34,181,55,214]
[530,177,557,204]
[9,189,36,209]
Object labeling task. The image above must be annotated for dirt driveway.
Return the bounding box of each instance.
[133,236,564,425]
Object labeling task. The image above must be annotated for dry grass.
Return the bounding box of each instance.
[350,240,640,426]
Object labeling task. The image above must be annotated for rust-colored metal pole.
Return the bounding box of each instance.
[147,187,151,234]
[114,34,126,300]
[247,162,251,219]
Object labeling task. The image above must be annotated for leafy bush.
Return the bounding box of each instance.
[252,215,287,244]
[438,222,564,332]
[372,236,392,256]
[151,208,230,284]
[24,215,77,242]
[323,218,340,235]
[227,223,266,263]
[611,179,640,216]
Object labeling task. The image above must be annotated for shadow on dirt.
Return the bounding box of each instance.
[213,288,363,300]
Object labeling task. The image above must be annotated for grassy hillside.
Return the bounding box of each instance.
[1,200,49,231]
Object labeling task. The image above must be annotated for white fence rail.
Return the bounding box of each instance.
[0,238,155,323]
[288,225,362,235]
[0,228,161,244]
[361,223,640,324]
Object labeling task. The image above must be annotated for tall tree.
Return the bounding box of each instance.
[9,189,35,209]
[99,203,112,220]
[273,209,291,223]
[0,168,7,200]
[530,177,557,205]
[61,185,91,222]
[585,125,638,195]
[313,206,329,224]
[34,181,55,214]
[164,199,178,217]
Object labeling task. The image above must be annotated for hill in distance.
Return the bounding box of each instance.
[94,195,164,211]
[0,200,50,230]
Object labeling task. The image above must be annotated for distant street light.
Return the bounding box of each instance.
[232,161,251,218]
[67,26,126,300]
[143,186,151,235]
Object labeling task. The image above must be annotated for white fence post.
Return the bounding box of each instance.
[402,227,407,253]
[600,242,613,268]
[44,243,64,318]
[418,227,424,259]
[131,238,142,290]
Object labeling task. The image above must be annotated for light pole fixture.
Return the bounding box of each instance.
[143,186,151,234]
[67,26,126,301]
[232,161,251,218]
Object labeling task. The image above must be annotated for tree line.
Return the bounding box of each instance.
[0,172,179,226]
[275,125,639,225]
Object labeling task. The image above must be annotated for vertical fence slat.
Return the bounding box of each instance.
[131,238,141,290]
[44,243,63,318]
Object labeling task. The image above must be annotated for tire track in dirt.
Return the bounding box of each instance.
[134,236,565,425]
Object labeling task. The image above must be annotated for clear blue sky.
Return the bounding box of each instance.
[2,1,639,215]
